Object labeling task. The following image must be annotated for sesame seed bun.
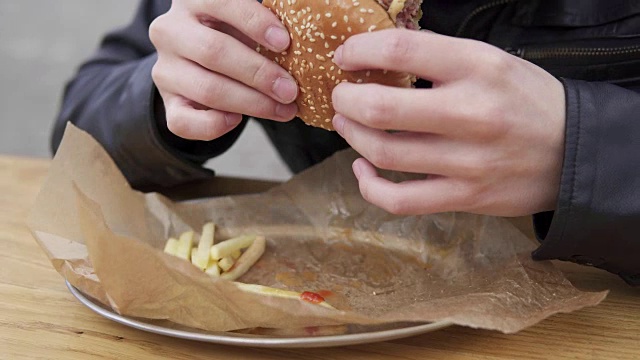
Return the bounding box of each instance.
[260,0,419,131]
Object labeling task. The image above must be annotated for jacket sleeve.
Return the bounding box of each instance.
[50,0,247,190]
[532,79,640,285]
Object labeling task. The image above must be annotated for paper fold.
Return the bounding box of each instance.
[28,123,607,333]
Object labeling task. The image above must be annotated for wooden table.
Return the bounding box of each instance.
[2,155,639,359]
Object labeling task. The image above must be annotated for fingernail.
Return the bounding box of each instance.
[225,113,242,127]
[273,77,298,103]
[352,160,363,179]
[265,26,290,51]
[333,46,344,66]
[332,114,346,134]
[276,103,298,119]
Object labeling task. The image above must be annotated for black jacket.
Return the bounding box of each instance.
[51,0,640,285]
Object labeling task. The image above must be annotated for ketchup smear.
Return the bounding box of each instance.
[300,291,325,304]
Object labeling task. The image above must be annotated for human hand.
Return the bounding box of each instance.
[331,29,566,217]
[149,0,298,141]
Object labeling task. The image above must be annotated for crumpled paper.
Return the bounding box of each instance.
[28,124,607,333]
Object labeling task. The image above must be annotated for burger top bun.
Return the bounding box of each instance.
[260,0,415,131]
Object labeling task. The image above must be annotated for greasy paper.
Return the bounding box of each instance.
[28,124,607,333]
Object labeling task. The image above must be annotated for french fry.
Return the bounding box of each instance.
[164,226,284,306]
[176,231,194,260]
[220,236,265,281]
[234,282,335,310]
[235,283,299,298]
[210,235,256,260]
[163,238,179,256]
[192,222,215,270]
[205,259,220,277]
[218,256,235,272]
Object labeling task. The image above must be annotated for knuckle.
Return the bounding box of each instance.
[195,78,223,105]
[148,15,167,46]
[458,183,485,212]
[148,10,173,46]
[476,48,513,76]
[456,156,485,179]
[238,6,262,33]
[167,105,227,141]
[383,194,412,215]
[246,96,274,117]
[381,31,413,65]
[475,101,512,140]
[165,107,189,137]
[150,61,164,86]
[198,0,225,13]
[201,115,226,140]
[488,113,511,138]
[367,141,396,170]
[451,98,512,140]
[361,91,394,128]
[150,59,174,92]
[447,101,474,129]
[250,58,274,89]
[199,35,226,68]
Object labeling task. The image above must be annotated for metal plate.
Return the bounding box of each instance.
[66,280,452,348]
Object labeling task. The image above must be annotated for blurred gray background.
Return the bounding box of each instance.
[0,0,291,181]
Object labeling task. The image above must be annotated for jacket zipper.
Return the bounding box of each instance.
[455,0,516,37]
[506,45,640,61]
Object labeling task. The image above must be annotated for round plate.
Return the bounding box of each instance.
[66,281,452,348]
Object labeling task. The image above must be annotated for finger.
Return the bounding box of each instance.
[162,94,243,141]
[154,57,298,121]
[333,115,480,177]
[169,18,297,103]
[332,82,480,135]
[334,29,473,83]
[352,158,469,215]
[187,0,290,52]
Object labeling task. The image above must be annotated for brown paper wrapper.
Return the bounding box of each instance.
[28,124,607,334]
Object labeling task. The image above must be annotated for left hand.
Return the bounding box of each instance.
[331,29,566,217]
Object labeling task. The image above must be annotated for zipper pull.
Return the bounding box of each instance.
[505,47,525,58]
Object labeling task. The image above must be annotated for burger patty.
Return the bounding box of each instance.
[376,0,423,30]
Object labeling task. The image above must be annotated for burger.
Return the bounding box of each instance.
[260,0,424,130]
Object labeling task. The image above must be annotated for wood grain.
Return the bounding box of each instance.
[1,155,638,360]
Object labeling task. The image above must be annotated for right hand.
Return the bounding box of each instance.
[149,0,299,141]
